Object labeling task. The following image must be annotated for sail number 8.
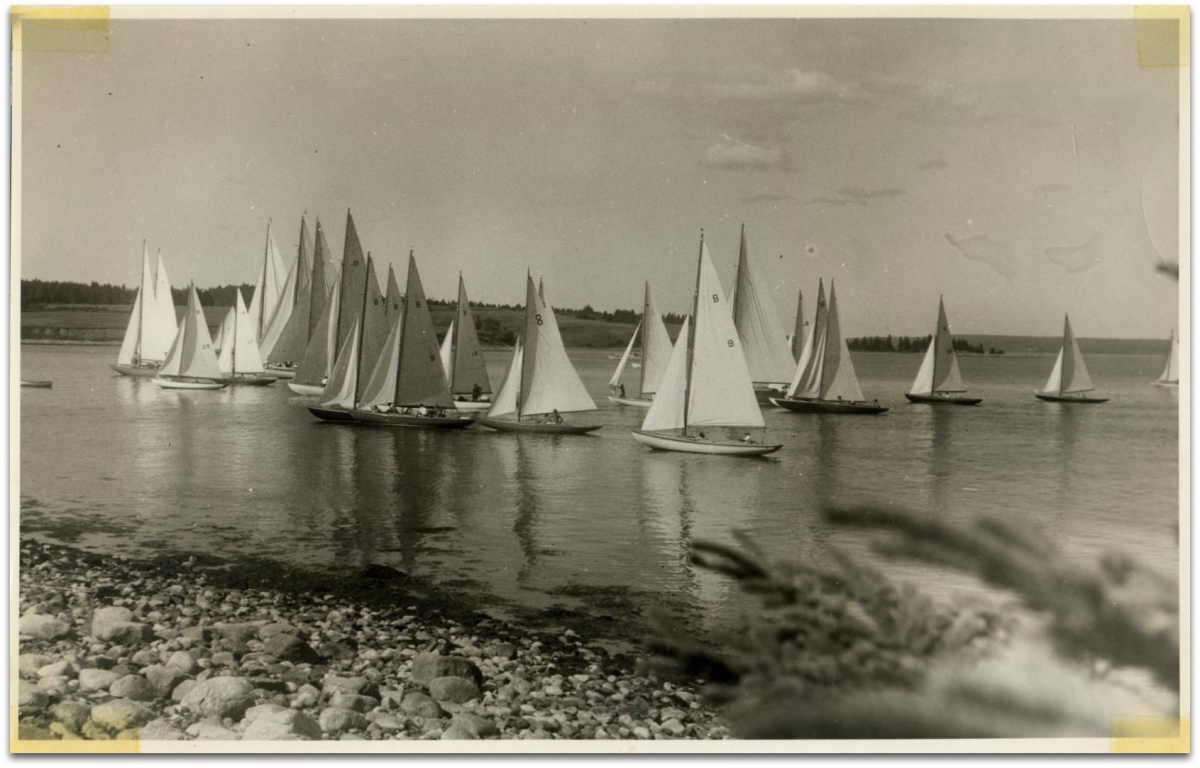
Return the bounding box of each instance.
[535,314,543,326]
[712,294,720,302]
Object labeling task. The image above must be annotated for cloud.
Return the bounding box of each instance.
[1045,232,1103,273]
[917,158,949,171]
[807,186,905,207]
[700,141,793,172]
[1037,182,1070,193]
[637,65,850,104]
[944,233,1018,282]
[741,192,798,204]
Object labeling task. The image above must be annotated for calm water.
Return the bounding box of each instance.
[19,344,1180,633]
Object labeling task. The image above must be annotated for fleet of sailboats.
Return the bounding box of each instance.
[112,245,179,377]
[1154,328,1179,388]
[608,282,672,407]
[631,235,781,456]
[476,274,602,435]
[153,284,226,390]
[770,280,888,415]
[1036,314,1109,403]
[904,297,981,406]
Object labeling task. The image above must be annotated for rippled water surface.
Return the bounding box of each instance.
[19,344,1181,631]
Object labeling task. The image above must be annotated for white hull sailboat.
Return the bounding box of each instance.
[1153,328,1179,388]
[214,289,276,386]
[1036,314,1108,403]
[771,279,887,415]
[349,252,474,430]
[608,282,673,408]
[476,275,602,435]
[308,255,392,422]
[437,274,494,411]
[904,297,981,406]
[112,245,178,377]
[153,283,226,390]
[731,225,796,405]
[631,234,781,456]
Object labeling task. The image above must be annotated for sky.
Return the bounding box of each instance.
[18,13,1183,338]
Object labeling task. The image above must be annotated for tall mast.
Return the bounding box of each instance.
[231,290,238,374]
[639,281,650,395]
[682,231,704,435]
[452,271,463,384]
[392,249,413,407]
[932,295,943,393]
[517,269,530,423]
[731,224,744,318]
[136,242,146,364]
[259,220,272,337]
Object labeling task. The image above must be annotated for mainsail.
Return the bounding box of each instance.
[788,280,826,397]
[264,216,316,363]
[158,284,222,380]
[117,245,156,366]
[519,275,597,416]
[1158,328,1180,384]
[357,257,390,399]
[336,210,368,356]
[359,313,402,409]
[218,289,266,375]
[451,275,492,395]
[1044,314,1095,395]
[394,254,454,407]
[610,321,641,389]
[792,281,865,402]
[640,283,673,396]
[790,290,806,361]
[688,238,764,427]
[384,264,403,321]
[294,266,342,387]
[150,253,179,358]
[246,221,289,344]
[731,225,795,385]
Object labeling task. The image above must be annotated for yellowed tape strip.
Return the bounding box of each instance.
[11,6,110,53]
[1134,5,1190,67]
[10,706,139,753]
[1110,717,1190,753]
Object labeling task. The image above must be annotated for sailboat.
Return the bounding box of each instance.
[1036,314,1108,403]
[436,274,493,411]
[265,216,329,378]
[731,225,796,404]
[214,289,276,386]
[770,280,887,414]
[904,297,981,405]
[153,283,226,390]
[308,255,391,421]
[112,245,179,377]
[476,274,602,434]
[245,220,289,347]
[631,234,782,456]
[350,253,474,429]
[1153,328,1180,388]
[609,282,673,407]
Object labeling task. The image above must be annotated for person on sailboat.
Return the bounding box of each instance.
[472,383,483,402]
[618,384,626,399]
[551,409,563,424]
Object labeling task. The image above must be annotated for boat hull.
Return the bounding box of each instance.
[287,382,326,397]
[475,417,602,435]
[307,405,358,422]
[153,377,226,391]
[217,375,276,387]
[1035,393,1110,404]
[350,410,475,429]
[451,400,493,412]
[904,393,982,406]
[770,397,889,415]
[20,380,53,389]
[631,430,781,456]
[265,364,297,380]
[110,363,159,378]
[752,385,789,406]
[607,395,652,408]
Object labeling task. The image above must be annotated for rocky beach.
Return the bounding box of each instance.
[16,538,730,744]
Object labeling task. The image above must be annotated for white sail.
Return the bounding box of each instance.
[259,258,297,359]
[609,321,641,388]
[318,317,361,408]
[230,290,265,374]
[214,308,234,360]
[519,276,597,416]
[815,282,866,403]
[640,283,673,395]
[294,266,341,387]
[1159,329,1180,384]
[487,339,524,418]
[640,316,690,432]
[732,226,795,385]
[117,288,143,366]
[688,240,764,428]
[931,298,966,393]
[146,253,179,363]
[394,254,454,407]
[158,284,222,380]
[909,340,936,395]
[788,280,826,398]
[1060,314,1095,394]
[440,319,455,387]
[1042,349,1065,394]
[451,276,492,395]
[359,313,402,408]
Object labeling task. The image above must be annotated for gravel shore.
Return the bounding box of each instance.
[16,538,731,743]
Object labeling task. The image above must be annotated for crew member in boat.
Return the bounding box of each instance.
[472,383,483,402]
[618,384,626,399]
[551,409,563,424]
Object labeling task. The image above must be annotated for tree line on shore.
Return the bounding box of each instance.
[847,334,1004,355]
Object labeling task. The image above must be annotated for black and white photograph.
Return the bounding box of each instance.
[10,5,1188,753]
